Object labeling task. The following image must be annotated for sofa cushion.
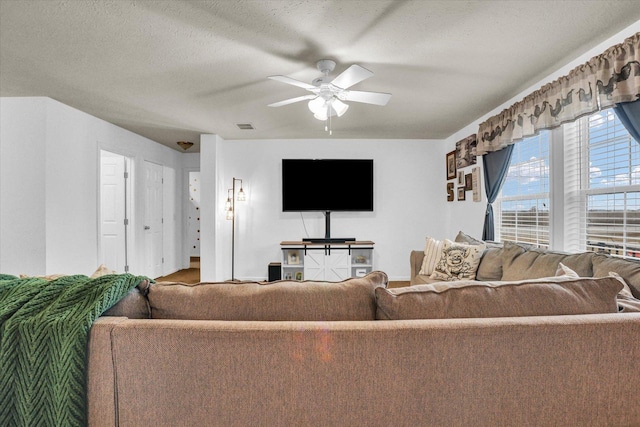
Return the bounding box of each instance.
[501,242,595,280]
[419,237,444,275]
[592,254,640,299]
[148,271,388,321]
[375,276,622,320]
[430,239,485,281]
[475,246,504,281]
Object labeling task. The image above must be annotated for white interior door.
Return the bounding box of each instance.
[99,151,128,272]
[144,160,163,278]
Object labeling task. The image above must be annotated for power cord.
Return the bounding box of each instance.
[300,212,310,238]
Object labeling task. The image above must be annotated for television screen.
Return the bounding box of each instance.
[282,159,374,212]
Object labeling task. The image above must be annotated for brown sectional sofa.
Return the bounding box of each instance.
[87,247,640,426]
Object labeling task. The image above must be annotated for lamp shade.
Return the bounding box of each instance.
[308,97,325,114]
[331,99,349,117]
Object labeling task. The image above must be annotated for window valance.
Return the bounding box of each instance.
[477,32,640,155]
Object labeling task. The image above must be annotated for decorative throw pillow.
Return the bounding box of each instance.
[91,264,117,278]
[556,262,580,278]
[429,239,485,281]
[418,237,444,275]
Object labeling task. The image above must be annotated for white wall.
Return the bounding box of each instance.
[0,98,47,274]
[201,137,446,281]
[0,97,187,277]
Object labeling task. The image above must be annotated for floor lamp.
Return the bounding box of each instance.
[225,177,246,280]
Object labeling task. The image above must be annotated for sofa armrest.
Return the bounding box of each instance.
[87,317,129,427]
[410,250,425,283]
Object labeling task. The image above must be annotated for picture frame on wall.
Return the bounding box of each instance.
[446,150,456,180]
[455,134,477,169]
[457,171,465,185]
[458,187,466,201]
[472,167,481,202]
[465,173,472,191]
[447,182,454,201]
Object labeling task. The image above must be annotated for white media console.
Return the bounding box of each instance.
[280,241,375,281]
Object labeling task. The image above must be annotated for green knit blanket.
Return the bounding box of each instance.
[0,273,148,426]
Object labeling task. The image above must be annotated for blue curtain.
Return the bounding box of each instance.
[614,98,640,143]
[482,144,514,241]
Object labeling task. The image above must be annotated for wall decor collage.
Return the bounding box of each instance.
[446,134,481,202]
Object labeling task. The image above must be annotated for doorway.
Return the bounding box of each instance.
[99,150,131,272]
[188,171,201,258]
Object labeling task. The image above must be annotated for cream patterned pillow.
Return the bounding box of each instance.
[430,239,485,281]
[419,237,444,275]
[555,262,579,278]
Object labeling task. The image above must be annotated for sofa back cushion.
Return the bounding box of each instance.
[148,271,388,321]
[593,254,640,299]
[375,276,622,320]
[501,242,595,280]
[475,247,504,281]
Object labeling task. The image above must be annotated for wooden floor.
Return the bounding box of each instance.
[156,258,408,287]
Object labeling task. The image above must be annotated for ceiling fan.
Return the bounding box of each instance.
[268,60,392,123]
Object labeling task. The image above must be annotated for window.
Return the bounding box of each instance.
[564,109,640,258]
[495,131,550,247]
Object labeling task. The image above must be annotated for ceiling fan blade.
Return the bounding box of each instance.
[268,75,316,90]
[330,65,374,89]
[268,94,317,107]
[343,90,392,106]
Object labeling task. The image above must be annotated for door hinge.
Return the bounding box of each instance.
[124,172,129,179]
[162,218,164,224]
[162,257,165,264]
[124,218,129,226]
[124,265,129,272]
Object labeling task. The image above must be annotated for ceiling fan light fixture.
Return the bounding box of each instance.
[308,97,325,115]
[314,109,329,121]
[331,99,349,117]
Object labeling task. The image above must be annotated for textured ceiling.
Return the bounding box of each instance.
[1,0,639,152]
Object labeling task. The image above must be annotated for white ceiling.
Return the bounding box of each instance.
[1,1,639,152]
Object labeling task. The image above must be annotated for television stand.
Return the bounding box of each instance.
[303,237,356,244]
[280,240,375,281]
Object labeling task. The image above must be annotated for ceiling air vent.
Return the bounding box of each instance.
[236,123,254,130]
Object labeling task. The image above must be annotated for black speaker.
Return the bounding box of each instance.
[268,262,281,282]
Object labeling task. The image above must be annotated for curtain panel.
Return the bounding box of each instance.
[477,32,640,155]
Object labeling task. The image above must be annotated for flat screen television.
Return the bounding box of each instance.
[282,159,374,212]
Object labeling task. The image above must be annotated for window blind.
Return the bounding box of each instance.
[496,132,550,247]
[563,109,640,258]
